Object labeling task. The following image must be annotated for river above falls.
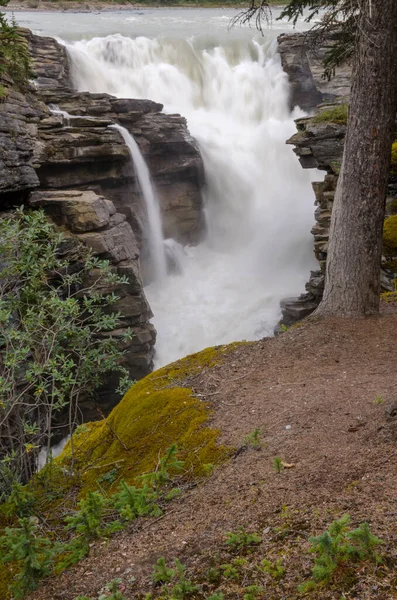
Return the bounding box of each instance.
[10,6,315,41]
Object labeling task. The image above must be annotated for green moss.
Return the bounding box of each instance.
[0,345,240,595]
[313,104,348,126]
[390,143,397,176]
[56,344,239,495]
[383,215,397,257]
[330,160,341,175]
[381,291,397,303]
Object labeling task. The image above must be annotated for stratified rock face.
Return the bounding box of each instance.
[277,31,352,111]
[0,29,205,411]
[0,84,44,198]
[277,32,395,328]
[25,30,204,246]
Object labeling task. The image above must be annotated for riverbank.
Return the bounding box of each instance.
[6,0,288,12]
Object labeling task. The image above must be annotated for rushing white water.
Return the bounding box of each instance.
[63,31,319,367]
[111,124,167,282]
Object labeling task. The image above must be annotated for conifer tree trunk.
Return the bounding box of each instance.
[316,0,397,317]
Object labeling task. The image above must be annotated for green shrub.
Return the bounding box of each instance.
[259,558,285,580]
[390,142,397,176]
[152,557,200,598]
[152,557,175,584]
[0,208,133,491]
[383,214,397,256]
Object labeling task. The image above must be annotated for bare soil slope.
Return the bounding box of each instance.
[31,310,397,600]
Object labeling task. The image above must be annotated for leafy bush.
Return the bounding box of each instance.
[0,208,133,492]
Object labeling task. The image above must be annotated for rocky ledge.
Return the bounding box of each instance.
[277,30,352,112]
[0,29,205,411]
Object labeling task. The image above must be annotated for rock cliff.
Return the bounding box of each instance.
[277,33,396,326]
[0,29,205,411]
[277,31,352,112]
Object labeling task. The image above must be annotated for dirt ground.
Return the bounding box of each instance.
[30,308,397,599]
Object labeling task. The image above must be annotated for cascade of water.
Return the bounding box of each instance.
[65,34,318,366]
[111,124,167,282]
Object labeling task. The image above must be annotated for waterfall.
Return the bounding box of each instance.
[111,124,167,282]
[65,34,318,367]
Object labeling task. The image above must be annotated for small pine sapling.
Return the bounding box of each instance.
[273,457,284,473]
[113,480,161,522]
[65,491,106,542]
[298,515,383,592]
[99,578,127,600]
[346,522,383,562]
[4,483,37,517]
[243,584,264,600]
[61,491,107,567]
[0,516,58,599]
[170,558,200,599]
[139,444,184,489]
[225,527,261,551]
[221,557,248,580]
[244,428,263,450]
[152,557,175,584]
[260,557,285,580]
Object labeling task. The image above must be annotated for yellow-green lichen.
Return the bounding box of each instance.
[381,291,397,303]
[56,344,239,495]
[390,142,397,176]
[383,215,397,257]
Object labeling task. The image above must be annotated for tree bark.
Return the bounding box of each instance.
[316,0,397,317]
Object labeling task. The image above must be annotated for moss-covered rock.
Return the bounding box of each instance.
[313,104,348,125]
[0,345,239,598]
[383,215,397,256]
[56,344,237,496]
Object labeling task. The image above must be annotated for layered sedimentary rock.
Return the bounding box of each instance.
[27,31,204,246]
[277,33,395,327]
[279,34,395,326]
[0,29,205,410]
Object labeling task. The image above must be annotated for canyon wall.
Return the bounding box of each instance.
[277,32,396,326]
[0,30,205,412]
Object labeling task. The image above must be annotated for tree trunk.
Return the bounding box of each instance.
[316,0,397,317]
